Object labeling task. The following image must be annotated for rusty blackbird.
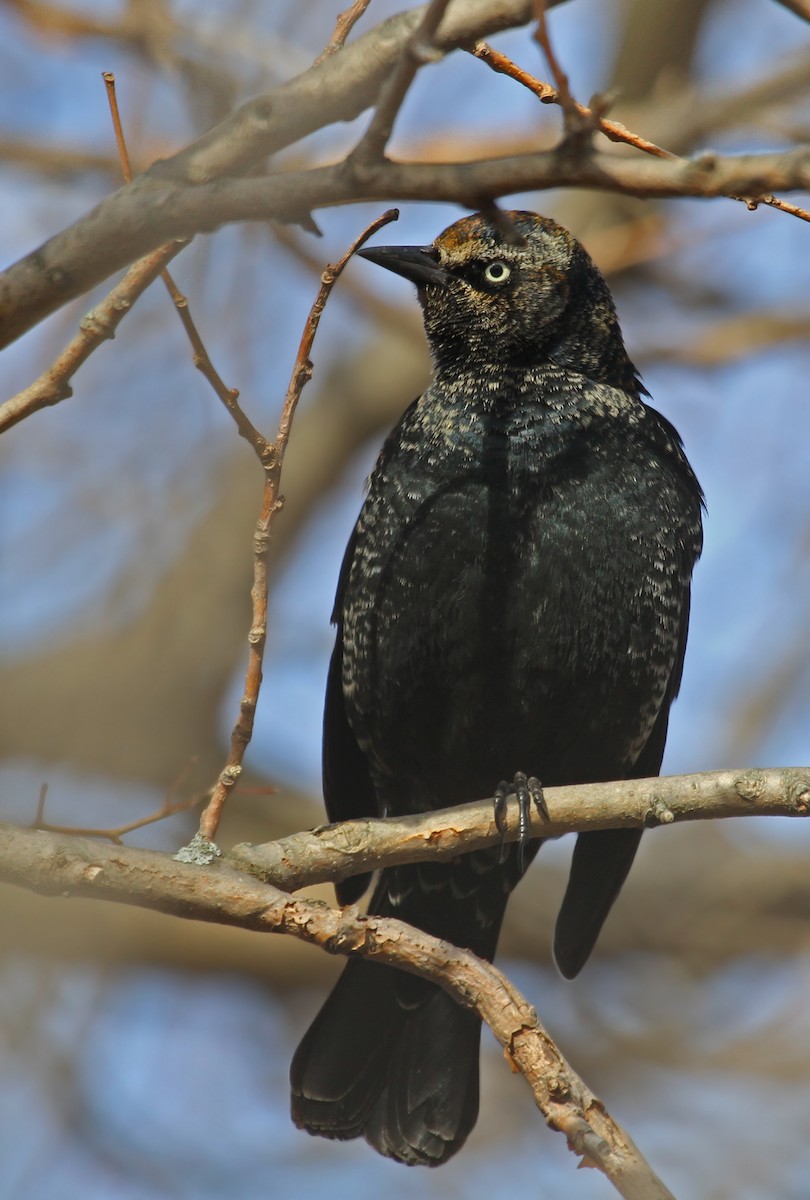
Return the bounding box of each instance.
[290,210,703,1166]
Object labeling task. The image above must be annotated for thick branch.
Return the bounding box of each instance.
[229,767,810,890]
[149,0,538,183]
[3,768,805,1194]
[2,144,809,350]
[0,0,531,346]
[0,819,672,1198]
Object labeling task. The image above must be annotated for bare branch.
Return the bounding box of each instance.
[533,0,577,118]
[0,819,674,1199]
[195,208,400,843]
[472,41,672,158]
[0,240,187,433]
[3,143,810,353]
[1,0,807,351]
[229,767,810,892]
[348,0,454,165]
[757,192,810,223]
[140,0,539,184]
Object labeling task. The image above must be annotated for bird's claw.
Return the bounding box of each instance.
[494,771,545,869]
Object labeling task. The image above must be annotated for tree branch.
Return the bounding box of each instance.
[229,767,810,890]
[2,143,809,352]
[347,0,455,165]
[4,769,807,1194]
[0,239,187,433]
[194,208,400,844]
[0,817,672,1199]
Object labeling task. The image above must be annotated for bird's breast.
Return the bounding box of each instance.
[340,394,692,797]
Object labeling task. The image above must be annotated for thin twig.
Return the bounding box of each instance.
[103,72,132,181]
[32,759,202,845]
[195,207,401,844]
[104,75,396,848]
[0,240,188,435]
[757,192,810,223]
[104,72,267,450]
[532,0,577,121]
[315,0,373,64]
[473,41,673,159]
[348,0,453,166]
[33,794,203,845]
[35,784,49,827]
[162,268,269,450]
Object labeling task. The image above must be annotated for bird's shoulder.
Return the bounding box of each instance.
[369,365,686,477]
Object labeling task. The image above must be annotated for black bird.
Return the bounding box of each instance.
[290,210,703,1166]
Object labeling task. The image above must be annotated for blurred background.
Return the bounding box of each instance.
[1,0,810,1196]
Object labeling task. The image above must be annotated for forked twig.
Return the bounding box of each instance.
[195,206,401,844]
[475,27,810,222]
[533,0,577,118]
[32,761,202,845]
[472,41,672,159]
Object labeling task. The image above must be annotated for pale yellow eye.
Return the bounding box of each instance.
[483,261,511,285]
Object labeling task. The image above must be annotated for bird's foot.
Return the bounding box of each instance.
[494,771,546,869]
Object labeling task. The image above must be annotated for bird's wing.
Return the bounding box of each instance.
[323,527,379,906]
[553,575,694,979]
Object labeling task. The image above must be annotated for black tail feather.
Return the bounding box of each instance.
[291,857,514,1166]
[553,828,642,979]
[290,956,481,1166]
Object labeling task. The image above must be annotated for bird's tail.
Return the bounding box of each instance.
[553,828,642,979]
[290,858,510,1166]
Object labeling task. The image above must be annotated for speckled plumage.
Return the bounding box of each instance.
[291,211,703,1167]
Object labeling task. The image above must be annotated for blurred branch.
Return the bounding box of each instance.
[0,138,132,179]
[6,0,134,41]
[639,310,810,366]
[773,0,810,20]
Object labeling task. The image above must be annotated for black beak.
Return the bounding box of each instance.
[357,245,450,287]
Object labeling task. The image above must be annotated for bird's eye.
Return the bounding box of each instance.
[482,261,511,286]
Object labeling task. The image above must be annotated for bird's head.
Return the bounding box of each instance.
[358,210,639,391]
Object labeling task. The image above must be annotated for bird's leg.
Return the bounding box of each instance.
[494,771,546,869]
